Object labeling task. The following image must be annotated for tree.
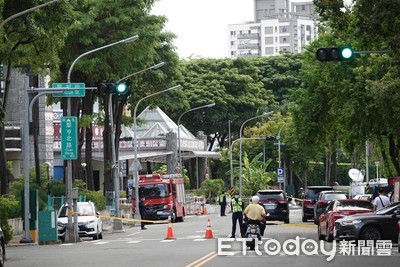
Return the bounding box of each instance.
[0,0,73,194]
[300,0,400,179]
[56,0,182,193]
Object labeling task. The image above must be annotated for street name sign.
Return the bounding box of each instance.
[61,116,78,160]
[52,82,85,97]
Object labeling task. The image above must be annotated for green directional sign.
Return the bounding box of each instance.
[61,116,78,160]
[52,83,85,97]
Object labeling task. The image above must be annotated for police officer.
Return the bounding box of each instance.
[219,191,227,216]
[230,192,244,238]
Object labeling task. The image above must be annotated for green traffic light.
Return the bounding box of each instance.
[341,47,353,59]
[116,83,128,94]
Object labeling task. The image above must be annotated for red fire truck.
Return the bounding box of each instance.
[131,173,186,223]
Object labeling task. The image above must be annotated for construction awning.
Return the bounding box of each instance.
[183,151,222,159]
[92,151,173,163]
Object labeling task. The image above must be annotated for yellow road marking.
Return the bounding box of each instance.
[280,223,317,229]
[185,252,217,267]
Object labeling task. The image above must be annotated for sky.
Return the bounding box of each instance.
[151,0,254,59]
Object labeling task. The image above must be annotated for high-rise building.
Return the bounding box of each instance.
[228,0,318,58]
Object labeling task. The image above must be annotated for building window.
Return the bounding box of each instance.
[265,27,273,34]
[265,37,274,45]
[280,26,288,33]
[265,47,274,55]
[230,31,236,36]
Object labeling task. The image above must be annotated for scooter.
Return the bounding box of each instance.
[245,223,261,250]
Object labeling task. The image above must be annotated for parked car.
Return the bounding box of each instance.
[318,199,373,242]
[0,226,5,267]
[352,194,372,201]
[302,186,333,222]
[334,202,400,243]
[257,189,291,224]
[57,201,103,240]
[314,191,348,224]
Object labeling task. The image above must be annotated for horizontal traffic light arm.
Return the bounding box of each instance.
[315,47,354,61]
[316,47,395,62]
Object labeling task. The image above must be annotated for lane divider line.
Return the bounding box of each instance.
[185,252,217,267]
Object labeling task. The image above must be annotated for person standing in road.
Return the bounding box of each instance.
[372,187,390,211]
[219,191,227,216]
[230,193,244,238]
[139,195,147,230]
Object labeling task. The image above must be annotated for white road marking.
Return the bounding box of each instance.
[93,242,108,245]
[127,232,141,237]
[126,241,141,244]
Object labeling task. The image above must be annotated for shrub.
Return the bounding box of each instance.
[0,196,19,244]
[83,191,106,210]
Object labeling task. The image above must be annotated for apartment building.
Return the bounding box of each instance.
[228,0,318,58]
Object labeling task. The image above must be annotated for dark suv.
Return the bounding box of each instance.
[257,189,291,224]
[302,186,333,222]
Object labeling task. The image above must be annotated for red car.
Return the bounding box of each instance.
[318,199,373,242]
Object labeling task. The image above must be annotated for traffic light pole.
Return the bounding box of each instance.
[109,93,123,232]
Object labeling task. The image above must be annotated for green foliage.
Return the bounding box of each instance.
[241,153,276,197]
[82,190,106,211]
[293,1,400,179]
[200,178,224,203]
[0,195,19,243]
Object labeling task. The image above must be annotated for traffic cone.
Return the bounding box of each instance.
[203,205,208,215]
[165,218,176,240]
[204,218,214,239]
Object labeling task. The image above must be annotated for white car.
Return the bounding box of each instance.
[57,201,103,240]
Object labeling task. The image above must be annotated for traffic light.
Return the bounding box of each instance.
[266,136,277,140]
[97,82,128,95]
[315,46,354,62]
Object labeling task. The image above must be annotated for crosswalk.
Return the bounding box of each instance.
[59,235,216,246]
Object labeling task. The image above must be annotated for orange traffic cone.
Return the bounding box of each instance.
[204,218,214,239]
[203,205,208,215]
[165,218,176,239]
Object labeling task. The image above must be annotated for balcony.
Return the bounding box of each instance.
[237,43,260,49]
[237,33,259,40]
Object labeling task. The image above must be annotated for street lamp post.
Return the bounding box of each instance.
[177,103,216,178]
[133,85,181,222]
[65,34,139,242]
[375,161,380,180]
[44,162,51,195]
[277,125,285,190]
[239,111,273,197]
[81,163,87,189]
